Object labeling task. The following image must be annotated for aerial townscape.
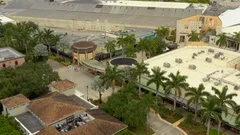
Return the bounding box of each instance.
[0,0,240,135]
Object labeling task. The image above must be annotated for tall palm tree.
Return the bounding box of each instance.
[212,86,237,135]
[101,65,124,94]
[42,28,55,52]
[185,84,210,121]
[165,71,188,111]
[145,38,158,58]
[137,38,147,62]
[147,67,168,104]
[187,30,200,42]
[216,33,228,48]
[125,34,136,46]
[199,96,222,135]
[125,44,137,58]
[132,62,149,98]
[117,34,126,56]
[140,92,156,116]
[105,40,116,59]
[233,32,240,50]
[154,27,170,40]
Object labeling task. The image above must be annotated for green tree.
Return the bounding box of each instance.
[117,34,127,56]
[165,71,188,111]
[147,67,168,105]
[91,75,105,104]
[199,96,222,135]
[137,38,147,62]
[216,33,228,48]
[185,84,210,121]
[33,44,48,62]
[125,44,137,58]
[154,27,170,40]
[105,40,116,59]
[0,115,22,135]
[101,66,123,94]
[167,29,176,42]
[56,39,69,57]
[233,32,240,50]
[132,62,149,97]
[212,86,237,135]
[188,30,200,42]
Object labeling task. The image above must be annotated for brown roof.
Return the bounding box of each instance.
[0,94,30,108]
[28,92,85,125]
[51,79,76,91]
[38,109,127,135]
[71,41,97,52]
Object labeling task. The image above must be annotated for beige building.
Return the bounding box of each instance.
[49,79,77,96]
[176,15,222,43]
[0,94,30,116]
[71,41,97,65]
[0,47,25,68]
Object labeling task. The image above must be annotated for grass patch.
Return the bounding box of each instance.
[209,129,225,135]
[158,106,183,123]
[129,126,154,135]
[48,55,72,66]
[116,128,134,135]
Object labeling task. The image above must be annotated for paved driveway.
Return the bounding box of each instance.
[47,59,118,101]
[148,110,183,135]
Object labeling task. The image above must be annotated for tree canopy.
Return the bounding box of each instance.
[0,115,22,135]
[0,62,60,99]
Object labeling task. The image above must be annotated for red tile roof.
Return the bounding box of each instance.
[28,92,85,125]
[0,94,30,108]
[51,79,76,91]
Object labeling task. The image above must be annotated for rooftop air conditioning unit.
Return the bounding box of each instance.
[202,77,209,82]
[214,81,221,86]
[208,49,214,53]
[214,53,220,59]
[205,57,212,63]
[189,64,196,70]
[234,85,240,90]
[175,58,182,64]
[163,62,171,68]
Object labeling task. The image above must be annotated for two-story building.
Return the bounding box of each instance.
[176,15,222,43]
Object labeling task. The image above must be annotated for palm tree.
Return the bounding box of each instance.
[216,33,228,48]
[154,27,170,40]
[42,28,55,52]
[165,71,188,111]
[125,44,137,58]
[188,30,200,42]
[212,86,237,135]
[136,38,147,62]
[140,92,156,117]
[125,34,136,46]
[105,40,116,59]
[117,34,126,56]
[233,32,240,50]
[147,67,168,104]
[145,38,158,58]
[101,66,124,94]
[91,75,105,104]
[132,62,149,98]
[185,84,210,121]
[199,96,222,135]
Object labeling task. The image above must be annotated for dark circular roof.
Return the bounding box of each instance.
[110,58,137,66]
[71,41,97,53]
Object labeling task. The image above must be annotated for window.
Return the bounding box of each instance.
[2,63,6,68]
[15,61,18,66]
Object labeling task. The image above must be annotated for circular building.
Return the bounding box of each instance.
[109,57,137,69]
[71,41,97,65]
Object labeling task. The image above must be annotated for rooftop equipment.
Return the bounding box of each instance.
[163,62,171,68]
[205,57,212,63]
[175,58,182,64]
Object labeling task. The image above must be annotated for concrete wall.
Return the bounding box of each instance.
[50,86,75,96]
[0,57,25,69]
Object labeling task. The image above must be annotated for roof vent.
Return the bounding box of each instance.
[234,85,240,90]
[208,49,214,53]
[219,52,224,55]
[163,62,171,68]
[193,53,197,56]
[202,77,209,82]
[205,57,212,63]
[214,53,220,59]
[214,81,221,86]
[175,58,182,64]
[189,64,196,70]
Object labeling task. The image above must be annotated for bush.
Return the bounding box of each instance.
[49,55,72,66]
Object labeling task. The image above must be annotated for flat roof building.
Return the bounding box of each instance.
[140,45,240,126]
[0,47,25,68]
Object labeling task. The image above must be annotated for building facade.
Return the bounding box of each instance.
[176,15,222,43]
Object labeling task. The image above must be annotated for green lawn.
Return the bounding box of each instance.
[116,126,154,135]
[209,129,225,135]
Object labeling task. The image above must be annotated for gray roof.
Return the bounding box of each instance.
[70,95,95,109]
[0,47,25,62]
[16,111,44,133]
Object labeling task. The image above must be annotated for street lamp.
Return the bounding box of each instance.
[86,85,89,101]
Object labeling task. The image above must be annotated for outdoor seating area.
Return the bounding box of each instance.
[55,113,92,133]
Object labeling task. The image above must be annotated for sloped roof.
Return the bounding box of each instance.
[0,94,30,108]
[50,79,76,91]
[37,109,127,135]
[28,92,85,125]
[219,7,240,27]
